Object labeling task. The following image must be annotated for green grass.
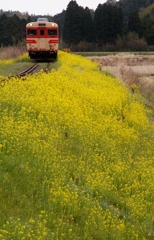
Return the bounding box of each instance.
[0,61,33,76]
[0,58,61,77]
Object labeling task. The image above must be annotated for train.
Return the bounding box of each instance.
[26,18,59,60]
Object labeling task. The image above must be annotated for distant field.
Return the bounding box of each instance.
[74,51,154,57]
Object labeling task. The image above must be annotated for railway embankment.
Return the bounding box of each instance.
[0,51,154,239]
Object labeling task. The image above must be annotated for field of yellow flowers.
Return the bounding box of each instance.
[0,51,154,239]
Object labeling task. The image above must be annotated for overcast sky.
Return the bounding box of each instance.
[0,0,107,16]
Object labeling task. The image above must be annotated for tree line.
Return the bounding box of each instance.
[0,14,31,46]
[1,0,154,51]
[61,0,154,51]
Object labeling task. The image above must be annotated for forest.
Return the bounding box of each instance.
[1,0,154,51]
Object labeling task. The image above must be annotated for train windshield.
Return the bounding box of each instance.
[37,18,49,22]
[48,29,57,36]
[27,29,37,36]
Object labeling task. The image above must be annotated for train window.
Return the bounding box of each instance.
[37,18,49,22]
[40,30,44,36]
[28,29,37,36]
[48,29,57,36]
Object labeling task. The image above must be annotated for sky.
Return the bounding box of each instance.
[0,0,107,16]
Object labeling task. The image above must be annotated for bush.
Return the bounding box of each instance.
[116,32,148,51]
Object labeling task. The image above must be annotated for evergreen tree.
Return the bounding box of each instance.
[62,0,83,45]
[94,3,124,44]
[53,10,66,40]
[144,24,154,45]
[0,14,8,46]
[7,15,25,45]
[128,11,141,36]
[114,5,124,37]
[0,14,26,46]
[26,16,32,23]
[82,7,93,42]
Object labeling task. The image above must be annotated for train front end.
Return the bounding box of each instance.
[26,18,59,60]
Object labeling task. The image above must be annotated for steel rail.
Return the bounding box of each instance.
[16,63,39,77]
[0,62,51,86]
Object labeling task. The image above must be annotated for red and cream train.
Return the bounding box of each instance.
[26,18,58,59]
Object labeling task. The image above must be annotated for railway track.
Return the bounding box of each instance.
[0,61,51,85]
[16,63,39,77]
[4,63,39,79]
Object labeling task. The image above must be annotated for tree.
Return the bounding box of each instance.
[120,0,154,19]
[144,24,154,45]
[139,3,154,43]
[81,7,94,42]
[128,11,142,36]
[0,14,26,46]
[93,3,124,45]
[0,14,8,46]
[62,0,83,45]
[53,10,66,40]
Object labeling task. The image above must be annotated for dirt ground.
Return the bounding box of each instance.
[87,53,154,91]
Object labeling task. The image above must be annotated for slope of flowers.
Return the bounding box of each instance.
[0,51,154,239]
